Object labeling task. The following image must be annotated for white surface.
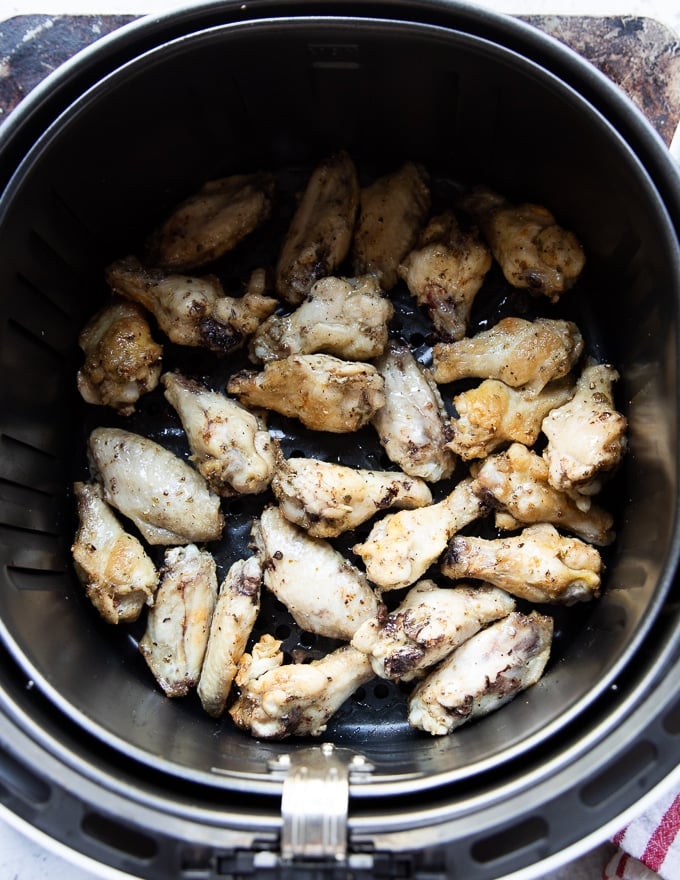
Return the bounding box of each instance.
[0,0,678,877]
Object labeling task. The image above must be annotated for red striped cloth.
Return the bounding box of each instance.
[603,788,680,880]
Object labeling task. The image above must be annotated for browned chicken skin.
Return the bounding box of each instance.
[352,161,431,290]
[276,151,360,304]
[77,299,163,415]
[146,171,276,270]
[460,186,585,300]
[398,210,492,341]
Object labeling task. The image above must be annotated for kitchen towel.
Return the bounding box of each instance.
[604,787,680,880]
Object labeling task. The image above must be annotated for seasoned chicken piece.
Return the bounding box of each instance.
[77,300,163,415]
[146,171,276,270]
[432,316,584,391]
[542,359,628,497]
[227,353,385,433]
[271,450,432,538]
[353,477,487,591]
[371,341,456,482]
[87,427,224,545]
[352,161,431,290]
[408,611,553,735]
[448,377,574,460]
[275,151,359,304]
[250,274,392,363]
[473,442,614,546]
[197,555,262,718]
[106,258,277,354]
[251,505,379,639]
[459,186,585,301]
[398,210,492,341]
[162,372,275,496]
[351,580,515,682]
[71,481,158,624]
[139,544,218,697]
[442,523,601,604]
[230,638,374,739]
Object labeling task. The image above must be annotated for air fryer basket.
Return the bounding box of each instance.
[1,2,680,878]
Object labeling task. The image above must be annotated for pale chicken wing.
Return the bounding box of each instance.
[408,611,553,735]
[371,341,456,482]
[447,377,574,460]
[71,481,158,624]
[352,161,431,290]
[542,359,628,497]
[250,273,392,363]
[473,442,614,546]
[351,580,515,682]
[272,450,432,538]
[87,427,224,545]
[139,544,218,697]
[106,258,277,354]
[441,523,602,604]
[459,186,585,301]
[162,371,275,496]
[398,210,492,341]
[251,505,379,640]
[432,316,584,391]
[352,477,488,591]
[230,638,374,739]
[197,555,262,718]
[146,171,276,270]
[227,353,385,433]
[77,300,163,415]
[275,151,359,304]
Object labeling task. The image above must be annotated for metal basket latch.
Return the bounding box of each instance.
[268,743,373,862]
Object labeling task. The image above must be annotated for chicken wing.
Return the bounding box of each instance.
[447,377,574,460]
[459,186,585,301]
[87,427,224,545]
[351,580,515,682]
[271,450,432,538]
[227,353,385,433]
[71,481,158,624]
[275,151,359,304]
[473,442,614,546]
[352,161,431,290]
[146,171,276,271]
[77,300,163,415]
[162,371,275,496]
[250,273,392,363]
[230,638,374,739]
[371,341,456,482]
[408,611,553,735]
[139,544,218,697]
[197,555,262,718]
[106,258,278,354]
[542,359,628,498]
[398,210,492,341]
[251,505,379,640]
[442,523,601,604]
[352,477,487,591]
[431,316,584,391]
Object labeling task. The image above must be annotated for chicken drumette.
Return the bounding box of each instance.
[459,186,585,301]
[271,450,432,538]
[442,522,602,604]
[398,210,492,341]
[432,316,583,392]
